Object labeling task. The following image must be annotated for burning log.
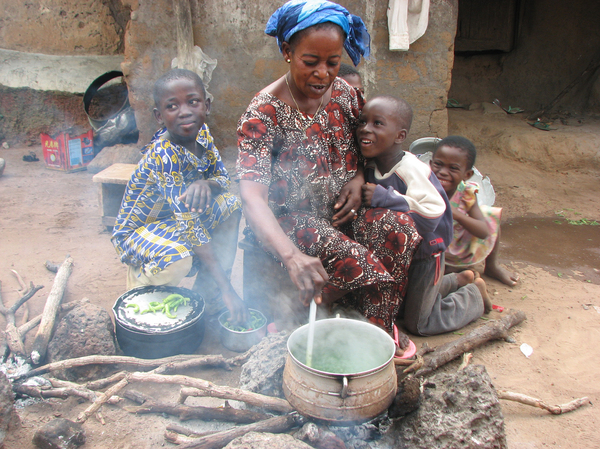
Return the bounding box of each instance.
[31,256,74,365]
[497,390,590,415]
[412,309,527,377]
[174,413,303,449]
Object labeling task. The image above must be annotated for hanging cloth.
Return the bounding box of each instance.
[387,0,430,51]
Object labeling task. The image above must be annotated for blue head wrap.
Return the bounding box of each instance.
[265,0,370,67]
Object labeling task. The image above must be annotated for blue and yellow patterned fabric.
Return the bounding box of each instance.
[111,125,241,275]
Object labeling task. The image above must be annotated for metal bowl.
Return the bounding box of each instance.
[218,308,267,352]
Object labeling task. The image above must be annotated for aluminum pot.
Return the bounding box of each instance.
[218,308,267,352]
[113,285,205,359]
[283,317,397,425]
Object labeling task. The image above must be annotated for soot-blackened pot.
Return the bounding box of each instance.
[113,285,205,359]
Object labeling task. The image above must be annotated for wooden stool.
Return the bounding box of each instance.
[92,163,136,229]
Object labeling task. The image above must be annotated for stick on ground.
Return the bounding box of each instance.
[31,256,73,365]
[413,309,527,377]
[497,390,590,415]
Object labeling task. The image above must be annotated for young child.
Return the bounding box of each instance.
[357,95,491,337]
[111,69,247,324]
[338,63,364,96]
[430,135,519,286]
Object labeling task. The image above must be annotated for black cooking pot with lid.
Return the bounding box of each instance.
[113,285,205,359]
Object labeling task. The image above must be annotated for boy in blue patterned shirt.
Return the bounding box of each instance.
[112,69,247,324]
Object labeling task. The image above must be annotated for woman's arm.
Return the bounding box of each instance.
[452,201,489,239]
[239,180,329,306]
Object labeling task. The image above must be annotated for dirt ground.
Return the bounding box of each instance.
[0,116,599,448]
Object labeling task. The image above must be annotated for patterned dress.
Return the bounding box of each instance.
[445,181,501,267]
[112,125,241,276]
[237,79,420,332]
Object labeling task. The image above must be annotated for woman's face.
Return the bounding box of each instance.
[283,26,344,100]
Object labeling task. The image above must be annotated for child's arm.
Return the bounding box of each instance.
[453,200,489,239]
[180,142,231,213]
[368,160,446,234]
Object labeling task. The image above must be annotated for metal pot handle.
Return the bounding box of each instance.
[340,376,348,399]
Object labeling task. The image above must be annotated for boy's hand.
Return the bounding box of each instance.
[361,183,376,206]
[179,180,212,213]
[221,286,248,325]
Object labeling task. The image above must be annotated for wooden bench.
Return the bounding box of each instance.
[92,163,136,229]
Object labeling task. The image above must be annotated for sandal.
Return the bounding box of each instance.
[393,324,417,359]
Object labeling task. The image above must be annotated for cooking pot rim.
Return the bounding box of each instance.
[286,317,395,377]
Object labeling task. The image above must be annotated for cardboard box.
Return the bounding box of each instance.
[41,130,94,173]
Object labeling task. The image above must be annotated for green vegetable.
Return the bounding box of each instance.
[126,303,140,313]
[126,294,191,319]
[221,310,266,332]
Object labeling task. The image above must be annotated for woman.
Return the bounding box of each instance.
[237,0,420,348]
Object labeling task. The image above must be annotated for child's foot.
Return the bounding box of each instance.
[484,263,519,286]
[474,278,493,313]
[456,270,475,287]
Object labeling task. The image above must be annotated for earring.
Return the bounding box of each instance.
[286,59,291,63]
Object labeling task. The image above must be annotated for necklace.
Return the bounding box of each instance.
[285,73,324,131]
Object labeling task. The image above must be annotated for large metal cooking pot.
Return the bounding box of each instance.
[113,285,205,359]
[283,317,397,425]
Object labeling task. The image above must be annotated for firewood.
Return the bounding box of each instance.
[125,398,269,423]
[126,372,293,414]
[18,352,246,381]
[19,298,88,338]
[4,323,26,357]
[48,378,121,404]
[165,431,198,445]
[176,413,303,449]
[77,373,131,423]
[497,390,590,415]
[166,423,216,438]
[86,371,128,391]
[10,270,27,293]
[0,280,44,359]
[31,256,74,365]
[413,309,527,377]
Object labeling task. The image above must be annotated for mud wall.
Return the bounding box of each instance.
[125,0,457,157]
[1,0,457,152]
[0,0,125,55]
[449,0,600,115]
[0,0,128,144]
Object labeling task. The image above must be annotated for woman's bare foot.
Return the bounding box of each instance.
[474,278,493,313]
[484,262,519,286]
[393,325,410,357]
[456,270,475,287]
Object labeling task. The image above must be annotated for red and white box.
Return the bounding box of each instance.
[41,130,94,173]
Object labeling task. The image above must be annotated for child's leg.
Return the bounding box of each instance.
[483,227,519,286]
[127,257,193,289]
[403,253,485,336]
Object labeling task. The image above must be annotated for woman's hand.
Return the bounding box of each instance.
[179,180,216,213]
[332,172,364,227]
[283,252,329,307]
